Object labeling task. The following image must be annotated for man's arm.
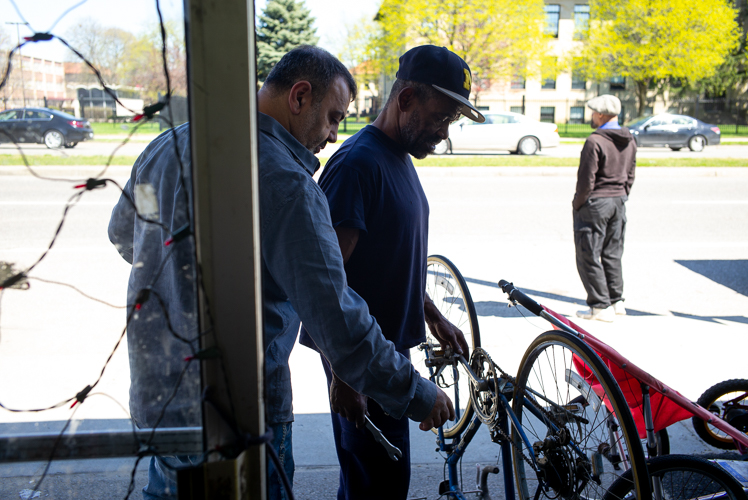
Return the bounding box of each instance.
[573,138,600,211]
[263,187,452,427]
[625,142,637,195]
[424,294,470,356]
[328,226,367,428]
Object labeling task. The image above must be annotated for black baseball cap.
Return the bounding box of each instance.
[396,45,485,123]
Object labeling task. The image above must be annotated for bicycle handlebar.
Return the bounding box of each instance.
[498,280,543,316]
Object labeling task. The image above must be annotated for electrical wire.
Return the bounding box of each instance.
[0,1,254,498]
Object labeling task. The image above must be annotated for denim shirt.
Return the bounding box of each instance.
[108,123,201,429]
[258,113,436,424]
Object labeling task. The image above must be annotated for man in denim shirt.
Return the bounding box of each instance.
[109,46,454,500]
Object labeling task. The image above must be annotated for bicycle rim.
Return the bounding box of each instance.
[412,255,480,438]
[512,331,650,500]
[604,454,747,500]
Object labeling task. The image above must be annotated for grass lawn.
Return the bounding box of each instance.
[316,156,748,168]
[91,121,163,136]
[0,155,139,166]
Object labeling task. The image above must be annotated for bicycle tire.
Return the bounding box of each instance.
[693,379,748,450]
[411,255,480,438]
[604,454,748,500]
[512,330,651,500]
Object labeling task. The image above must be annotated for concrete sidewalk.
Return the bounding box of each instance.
[0,166,745,499]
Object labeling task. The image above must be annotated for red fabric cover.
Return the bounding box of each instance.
[571,352,693,439]
[545,307,694,439]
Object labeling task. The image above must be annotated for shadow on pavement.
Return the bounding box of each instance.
[676,259,748,297]
[463,276,656,317]
[671,311,748,325]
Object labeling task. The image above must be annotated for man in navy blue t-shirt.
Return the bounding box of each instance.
[300,45,485,499]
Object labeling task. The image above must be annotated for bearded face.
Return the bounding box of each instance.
[400,107,448,160]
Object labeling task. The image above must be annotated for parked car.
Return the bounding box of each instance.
[626,114,720,152]
[434,111,560,155]
[0,107,94,149]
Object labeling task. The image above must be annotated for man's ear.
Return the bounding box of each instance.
[397,86,417,113]
[288,81,313,116]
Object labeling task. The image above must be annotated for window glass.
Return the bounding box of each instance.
[649,116,672,127]
[0,110,22,121]
[542,77,556,90]
[570,106,585,124]
[490,114,516,124]
[572,62,586,90]
[672,116,694,125]
[510,106,524,115]
[574,5,590,39]
[24,111,44,119]
[540,107,556,123]
[545,5,561,37]
[610,76,626,90]
[511,75,526,89]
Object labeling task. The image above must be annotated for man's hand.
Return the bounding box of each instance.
[424,295,470,356]
[330,372,368,429]
[419,387,455,431]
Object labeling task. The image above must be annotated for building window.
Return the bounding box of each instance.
[574,5,590,39]
[511,76,526,89]
[545,5,561,37]
[540,106,556,123]
[610,76,626,90]
[542,77,556,90]
[571,69,586,90]
[510,106,524,114]
[570,106,585,124]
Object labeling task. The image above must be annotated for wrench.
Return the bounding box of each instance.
[365,416,403,461]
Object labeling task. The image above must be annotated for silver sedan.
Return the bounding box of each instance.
[435,112,560,155]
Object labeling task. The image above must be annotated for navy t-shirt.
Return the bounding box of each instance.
[300,125,429,352]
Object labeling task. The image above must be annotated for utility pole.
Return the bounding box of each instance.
[5,22,29,108]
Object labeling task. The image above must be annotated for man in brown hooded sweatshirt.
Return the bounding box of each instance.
[573,94,636,322]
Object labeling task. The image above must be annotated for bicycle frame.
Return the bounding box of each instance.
[425,349,518,500]
[424,347,602,500]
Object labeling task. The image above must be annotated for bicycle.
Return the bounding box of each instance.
[692,379,748,451]
[411,256,651,500]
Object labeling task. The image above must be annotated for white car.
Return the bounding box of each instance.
[435,111,560,155]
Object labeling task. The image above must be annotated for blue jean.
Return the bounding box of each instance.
[321,356,411,500]
[141,422,294,499]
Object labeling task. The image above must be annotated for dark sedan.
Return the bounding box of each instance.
[0,107,94,149]
[626,114,720,152]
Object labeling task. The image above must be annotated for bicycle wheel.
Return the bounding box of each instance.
[411,255,480,438]
[512,330,650,500]
[604,454,747,500]
[693,379,748,450]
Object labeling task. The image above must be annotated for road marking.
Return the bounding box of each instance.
[672,200,748,205]
[0,201,116,206]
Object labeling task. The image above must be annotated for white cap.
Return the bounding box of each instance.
[586,94,621,115]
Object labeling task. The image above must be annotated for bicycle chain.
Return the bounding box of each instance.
[470,348,569,474]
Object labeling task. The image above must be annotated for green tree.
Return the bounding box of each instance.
[370,0,550,106]
[579,0,740,115]
[121,21,188,99]
[65,18,136,86]
[256,0,319,81]
[337,16,382,116]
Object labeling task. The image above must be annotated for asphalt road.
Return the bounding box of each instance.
[3,135,748,159]
[1,165,747,499]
